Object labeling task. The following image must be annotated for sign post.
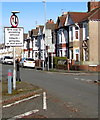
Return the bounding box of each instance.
[13,47,16,90]
[4,11,23,90]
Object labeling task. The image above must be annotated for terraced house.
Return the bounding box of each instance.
[55,1,100,71]
[22,0,100,71]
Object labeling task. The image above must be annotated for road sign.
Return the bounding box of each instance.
[10,15,19,28]
[4,27,24,47]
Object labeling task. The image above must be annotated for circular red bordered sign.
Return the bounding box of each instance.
[10,15,19,28]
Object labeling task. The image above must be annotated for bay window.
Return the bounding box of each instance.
[83,22,89,40]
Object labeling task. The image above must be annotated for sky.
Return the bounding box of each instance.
[1,1,88,43]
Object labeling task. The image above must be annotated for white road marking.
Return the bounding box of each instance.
[43,92,47,110]
[74,78,93,83]
[81,79,85,81]
[3,94,40,108]
[9,109,39,119]
[74,78,79,80]
[86,79,92,82]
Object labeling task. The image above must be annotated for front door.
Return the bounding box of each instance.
[76,54,79,61]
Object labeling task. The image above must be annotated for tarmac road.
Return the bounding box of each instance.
[2,64,99,118]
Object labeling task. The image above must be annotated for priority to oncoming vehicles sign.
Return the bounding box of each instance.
[4,27,24,47]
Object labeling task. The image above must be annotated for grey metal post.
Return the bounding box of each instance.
[8,69,12,94]
[47,53,49,71]
[51,53,53,69]
[13,47,16,90]
[42,0,47,71]
[11,11,20,90]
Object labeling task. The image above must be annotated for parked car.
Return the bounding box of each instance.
[2,56,13,64]
[20,58,35,68]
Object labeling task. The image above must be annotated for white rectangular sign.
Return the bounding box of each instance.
[48,44,55,53]
[4,27,24,46]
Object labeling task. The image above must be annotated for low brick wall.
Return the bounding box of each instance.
[72,65,100,72]
[56,64,67,70]
[35,60,42,69]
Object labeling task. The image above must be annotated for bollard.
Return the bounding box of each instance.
[8,69,13,94]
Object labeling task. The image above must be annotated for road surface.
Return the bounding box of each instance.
[2,64,99,118]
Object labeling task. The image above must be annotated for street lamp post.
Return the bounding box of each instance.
[42,0,46,71]
[42,0,49,71]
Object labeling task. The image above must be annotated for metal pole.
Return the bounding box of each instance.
[8,69,12,94]
[13,47,16,90]
[47,53,49,71]
[44,0,49,71]
[44,1,49,71]
[42,50,45,70]
[42,0,47,71]
[51,53,53,69]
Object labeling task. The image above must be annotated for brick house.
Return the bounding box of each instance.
[45,19,56,68]
[55,13,68,57]
[23,33,28,58]
[23,31,31,58]
[22,0,100,71]
[55,1,100,71]
[31,26,44,60]
[65,12,87,62]
[78,1,100,71]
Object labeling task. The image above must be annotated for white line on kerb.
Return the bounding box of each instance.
[3,94,40,108]
[43,92,47,110]
[8,109,39,119]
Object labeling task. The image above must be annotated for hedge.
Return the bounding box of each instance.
[53,56,68,68]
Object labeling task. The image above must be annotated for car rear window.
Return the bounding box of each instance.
[26,58,34,61]
[5,56,13,59]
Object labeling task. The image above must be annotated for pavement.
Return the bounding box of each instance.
[49,68,99,74]
[2,80,47,119]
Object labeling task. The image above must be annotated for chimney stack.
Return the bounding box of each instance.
[47,19,54,23]
[88,0,100,12]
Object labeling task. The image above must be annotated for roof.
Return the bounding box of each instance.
[56,12,87,28]
[55,14,67,29]
[38,25,44,33]
[68,12,87,23]
[31,28,39,36]
[81,7,100,22]
[67,7,100,24]
[31,25,44,36]
[55,23,58,29]
[24,33,28,40]
[58,15,67,26]
[46,23,56,30]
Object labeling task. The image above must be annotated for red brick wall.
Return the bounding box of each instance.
[73,65,100,72]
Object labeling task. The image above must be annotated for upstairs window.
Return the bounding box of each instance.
[69,26,73,42]
[35,39,38,47]
[75,27,79,39]
[83,23,89,40]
